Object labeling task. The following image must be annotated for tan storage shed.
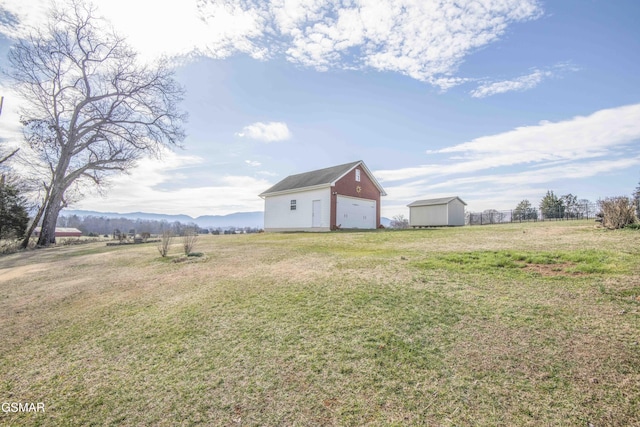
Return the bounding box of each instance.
[408,197,467,227]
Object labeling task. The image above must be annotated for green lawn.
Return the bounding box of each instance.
[1,221,638,426]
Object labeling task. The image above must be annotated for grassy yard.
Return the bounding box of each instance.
[1,221,639,426]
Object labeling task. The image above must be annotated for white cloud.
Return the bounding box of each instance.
[273,0,543,88]
[380,155,640,213]
[376,103,640,182]
[0,0,48,39]
[0,0,543,90]
[470,63,579,97]
[74,152,270,216]
[373,104,640,211]
[236,122,292,142]
[0,84,23,148]
[470,69,552,98]
[256,170,279,177]
[245,160,261,167]
[396,157,640,193]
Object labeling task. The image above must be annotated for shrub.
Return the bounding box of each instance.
[157,230,173,257]
[0,239,22,255]
[597,197,637,229]
[390,214,409,229]
[182,227,198,255]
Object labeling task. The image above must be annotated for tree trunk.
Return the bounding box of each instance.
[36,189,64,247]
[20,203,45,249]
[35,143,71,247]
[20,182,52,249]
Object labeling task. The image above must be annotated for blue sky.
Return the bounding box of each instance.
[1,0,639,218]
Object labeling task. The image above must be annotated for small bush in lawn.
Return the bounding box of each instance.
[597,197,637,229]
[157,230,173,257]
[0,239,22,254]
[182,227,198,255]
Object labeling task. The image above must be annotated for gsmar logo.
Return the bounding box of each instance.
[1,402,45,413]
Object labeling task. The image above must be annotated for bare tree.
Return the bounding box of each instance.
[513,199,537,221]
[6,1,186,247]
[634,178,640,219]
[157,229,173,257]
[182,227,198,255]
[390,214,409,229]
[561,193,578,219]
[482,209,505,224]
[597,197,637,229]
[576,198,595,219]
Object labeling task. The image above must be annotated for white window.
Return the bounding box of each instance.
[290,200,297,210]
[355,169,361,182]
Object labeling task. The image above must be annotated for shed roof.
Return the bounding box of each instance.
[34,227,82,233]
[407,196,467,207]
[260,160,386,197]
[33,227,83,235]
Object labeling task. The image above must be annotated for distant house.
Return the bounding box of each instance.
[33,227,82,237]
[408,196,467,227]
[259,160,386,232]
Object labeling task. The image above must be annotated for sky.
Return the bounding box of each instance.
[1,0,639,219]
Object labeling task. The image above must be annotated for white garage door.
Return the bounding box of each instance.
[336,196,376,229]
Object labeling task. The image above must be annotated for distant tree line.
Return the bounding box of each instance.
[468,191,598,225]
[468,187,640,229]
[56,214,262,236]
[534,191,595,220]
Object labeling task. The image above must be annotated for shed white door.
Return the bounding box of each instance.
[336,196,376,229]
[312,200,322,227]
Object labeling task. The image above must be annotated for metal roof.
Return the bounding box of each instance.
[33,227,82,233]
[407,196,467,207]
[260,160,386,196]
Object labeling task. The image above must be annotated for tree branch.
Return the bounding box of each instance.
[0,148,20,165]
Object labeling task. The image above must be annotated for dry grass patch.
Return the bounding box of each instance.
[1,222,638,426]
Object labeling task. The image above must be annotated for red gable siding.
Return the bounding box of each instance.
[331,165,382,228]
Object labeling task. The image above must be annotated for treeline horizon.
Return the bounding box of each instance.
[56,215,262,236]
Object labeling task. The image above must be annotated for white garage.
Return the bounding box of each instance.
[336,196,376,229]
[259,160,386,232]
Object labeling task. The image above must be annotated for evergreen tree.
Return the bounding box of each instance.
[0,179,29,239]
[513,199,537,221]
[539,190,565,219]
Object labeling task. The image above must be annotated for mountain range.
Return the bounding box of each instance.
[61,209,265,229]
[61,209,393,229]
